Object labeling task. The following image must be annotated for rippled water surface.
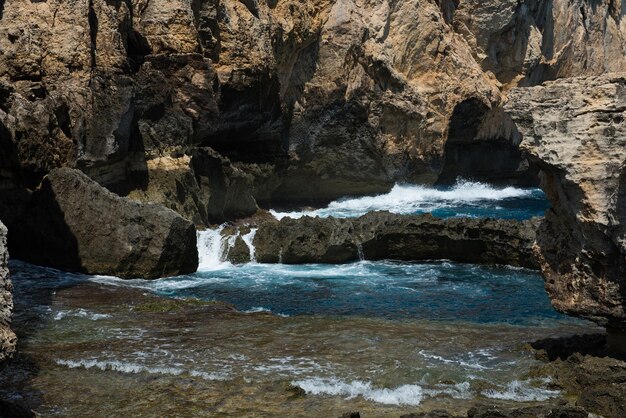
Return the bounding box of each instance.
[110,262,569,325]
[0,261,599,417]
[0,186,592,417]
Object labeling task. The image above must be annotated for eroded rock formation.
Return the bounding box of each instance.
[0,221,15,364]
[4,0,621,213]
[8,168,198,279]
[506,74,626,334]
[227,212,539,268]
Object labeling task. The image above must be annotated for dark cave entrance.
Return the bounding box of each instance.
[437,98,539,186]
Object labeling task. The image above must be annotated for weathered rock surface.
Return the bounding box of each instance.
[8,168,198,279]
[128,148,258,226]
[529,334,626,418]
[454,0,626,87]
[505,74,626,334]
[229,212,539,268]
[4,0,621,210]
[0,221,15,365]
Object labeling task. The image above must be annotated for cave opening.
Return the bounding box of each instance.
[437,98,539,187]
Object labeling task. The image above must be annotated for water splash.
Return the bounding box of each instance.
[270,180,548,220]
[357,243,365,261]
[241,228,258,262]
[197,225,231,271]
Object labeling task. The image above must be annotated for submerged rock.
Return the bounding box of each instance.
[8,168,198,279]
[0,221,15,365]
[506,74,626,344]
[235,212,539,268]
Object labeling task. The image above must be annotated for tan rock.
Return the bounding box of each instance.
[505,73,626,330]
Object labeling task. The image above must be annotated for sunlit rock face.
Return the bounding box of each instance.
[0,0,623,206]
[506,74,626,334]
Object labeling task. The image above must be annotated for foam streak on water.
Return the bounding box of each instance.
[270,181,548,220]
[293,378,425,405]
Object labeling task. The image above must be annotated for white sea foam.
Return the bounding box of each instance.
[271,181,538,219]
[252,357,325,375]
[54,309,111,321]
[293,378,425,405]
[241,306,290,317]
[55,358,229,381]
[423,382,472,399]
[418,350,491,370]
[482,379,560,401]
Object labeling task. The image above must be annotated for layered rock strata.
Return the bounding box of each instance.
[226,212,539,268]
[9,168,198,279]
[0,221,15,364]
[505,74,626,335]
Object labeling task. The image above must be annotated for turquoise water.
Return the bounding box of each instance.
[138,261,567,326]
[271,182,550,221]
[5,185,590,415]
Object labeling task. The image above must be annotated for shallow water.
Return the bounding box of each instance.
[0,187,590,417]
[0,261,600,417]
[270,182,550,220]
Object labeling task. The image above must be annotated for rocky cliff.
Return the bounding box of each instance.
[2,0,623,216]
[505,74,626,340]
[0,221,15,365]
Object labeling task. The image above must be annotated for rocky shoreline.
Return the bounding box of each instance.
[0,221,15,365]
[0,0,625,415]
[222,212,539,269]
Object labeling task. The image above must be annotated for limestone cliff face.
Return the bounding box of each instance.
[10,0,624,210]
[455,0,626,87]
[0,221,15,364]
[505,74,626,329]
[1,0,623,210]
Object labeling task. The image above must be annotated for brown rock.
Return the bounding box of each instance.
[9,168,198,279]
[244,212,539,268]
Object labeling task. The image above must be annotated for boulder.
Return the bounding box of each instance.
[0,221,16,364]
[9,168,198,279]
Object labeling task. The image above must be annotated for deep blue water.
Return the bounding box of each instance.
[143,261,571,326]
[270,182,550,221]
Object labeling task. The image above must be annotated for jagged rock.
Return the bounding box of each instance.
[0,221,16,365]
[505,74,626,343]
[535,352,626,418]
[454,0,626,87]
[127,148,259,226]
[224,235,252,265]
[8,168,198,279]
[244,212,539,267]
